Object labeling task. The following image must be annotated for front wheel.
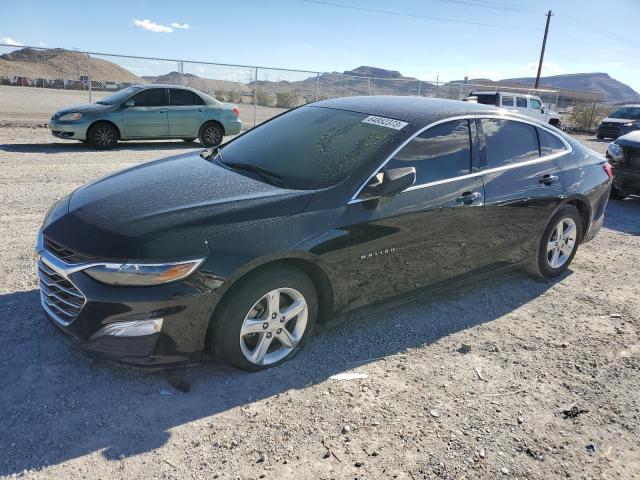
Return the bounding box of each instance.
[87,122,118,150]
[527,205,583,279]
[199,122,224,147]
[208,266,318,371]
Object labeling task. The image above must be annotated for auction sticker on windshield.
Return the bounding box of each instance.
[361,115,408,130]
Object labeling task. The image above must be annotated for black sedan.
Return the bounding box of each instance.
[36,97,612,371]
[606,130,640,198]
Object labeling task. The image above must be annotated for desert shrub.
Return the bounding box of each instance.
[252,88,273,106]
[275,91,300,108]
[225,90,242,103]
[569,104,609,132]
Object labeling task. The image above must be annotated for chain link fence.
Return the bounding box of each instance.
[0,43,608,133]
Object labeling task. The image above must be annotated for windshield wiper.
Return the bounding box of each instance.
[223,161,288,188]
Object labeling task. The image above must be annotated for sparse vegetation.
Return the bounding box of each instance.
[275,91,299,108]
[252,87,273,106]
[568,103,609,132]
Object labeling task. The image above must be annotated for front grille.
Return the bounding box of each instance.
[43,236,99,264]
[38,260,85,326]
[598,123,622,137]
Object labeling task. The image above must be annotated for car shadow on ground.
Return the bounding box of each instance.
[0,268,562,475]
[604,197,640,236]
[0,141,206,154]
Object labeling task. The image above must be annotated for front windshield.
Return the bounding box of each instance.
[220,106,400,190]
[609,107,640,120]
[96,86,141,105]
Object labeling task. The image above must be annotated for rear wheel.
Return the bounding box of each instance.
[199,122,224,147]
[527,205,582,279]
[87,122,118,150]
[208,266,318,371]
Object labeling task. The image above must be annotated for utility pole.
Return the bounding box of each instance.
[534,10,553,90]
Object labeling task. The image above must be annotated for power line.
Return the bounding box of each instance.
[432,0,544,14]
[297,0,543,30]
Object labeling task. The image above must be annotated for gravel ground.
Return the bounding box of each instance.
[1,128,639,479]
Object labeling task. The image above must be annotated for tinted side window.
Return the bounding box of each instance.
[530,99,541,109]
[131,89,166,107]
[502,96,514,107]
[538,128,566,156]
[170,89,203,106]
[516,97,527,108]
[388,120,471,185]
[481,119,539,168]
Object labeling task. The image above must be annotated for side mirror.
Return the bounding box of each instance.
[124,99,135,107]
[541,107,545,113]
[363,167,416,198]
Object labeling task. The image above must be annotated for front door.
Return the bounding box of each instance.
[121,88,169,138]
[346,119,488,309]
[478,118,566,264]
[167,88,207,138]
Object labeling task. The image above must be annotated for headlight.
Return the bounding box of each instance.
[60,112,83,121]
[607,142,623,159]
[84,259,204,286]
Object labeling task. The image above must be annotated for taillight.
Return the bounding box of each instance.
[232,106,240,117]
[602,162,613,178]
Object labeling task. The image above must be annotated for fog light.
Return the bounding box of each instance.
[91,318,163,339]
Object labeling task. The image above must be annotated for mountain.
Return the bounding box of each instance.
[500,73,640,104]
[0,48,141,83]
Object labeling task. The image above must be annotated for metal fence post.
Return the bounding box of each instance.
[253,67,258,128]
[86,53,92,102]
[417,80,421,97]
[315,72,320,101]
[179,61,184,86]
[588,102,596,133]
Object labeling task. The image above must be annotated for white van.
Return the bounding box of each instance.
[467,91,562,127]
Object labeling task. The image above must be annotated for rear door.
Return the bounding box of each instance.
[346,119,488,308]
[478,118,565,264]
[121,88,169,138]
[167,89,207,138]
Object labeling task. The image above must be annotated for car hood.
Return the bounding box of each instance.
[42,153,314,260]
[601,117,638,124]
[615,130,640,148]
[55,103,111,115]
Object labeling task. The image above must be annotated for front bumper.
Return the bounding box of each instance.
[597,124,638,139]
[224,119,243,135]
[38,250,224,367]
[48,118,89,141]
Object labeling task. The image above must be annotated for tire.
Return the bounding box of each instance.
[87,122,118,150]
[199,122,224,147]
[597,134,605,140]
[527,205,583,279]
[549,119,561,129]
[208,265,318,371]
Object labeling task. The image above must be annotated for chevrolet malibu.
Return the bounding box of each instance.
[48,84,242,149]
[37,97,612,371]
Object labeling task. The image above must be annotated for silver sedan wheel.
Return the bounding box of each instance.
[202,125,222,146]
[239,288,308,366]
[546,217,577,269]
[94,127,115,147]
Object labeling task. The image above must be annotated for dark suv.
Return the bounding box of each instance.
[37,97,612,371]
[606,131,640,198]
[597,105,640,139]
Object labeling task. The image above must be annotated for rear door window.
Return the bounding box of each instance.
[502,96,514,107]
[538,128,566,156]
[516,97,528,108]
[387,120,471,185]
[131,88,167,107]
[530,99,542,110]
[481,119,540,168]
[170,89,204,106]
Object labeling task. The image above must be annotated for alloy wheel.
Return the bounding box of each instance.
[94,127,115,147]
[546,217,577,269]
[203,126,222,146]
[239,288,308,366]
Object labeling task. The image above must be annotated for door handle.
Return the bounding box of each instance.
[456,191,482,205]
[159,110,166,114]
[539,174,559,185]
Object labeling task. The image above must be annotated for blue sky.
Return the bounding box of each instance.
[1,0,639,91]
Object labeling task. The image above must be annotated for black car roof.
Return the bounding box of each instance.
[311,95,501,122]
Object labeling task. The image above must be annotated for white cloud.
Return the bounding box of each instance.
[603,61,623,68]
[133,19,173,33]
[1,36,23,46]
[38,41,46,47]
[170,22,190,30]
[525,61,563,76]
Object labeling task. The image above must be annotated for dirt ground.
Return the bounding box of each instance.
[0,128,639,480]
